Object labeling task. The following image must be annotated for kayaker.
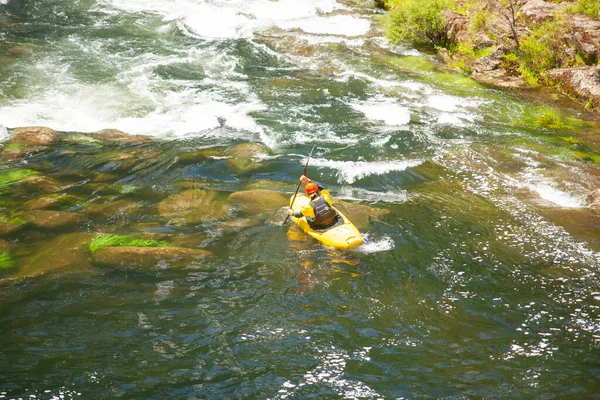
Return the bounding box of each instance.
[287,175,339,230]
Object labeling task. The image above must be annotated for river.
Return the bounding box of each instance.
[1,0,599,398]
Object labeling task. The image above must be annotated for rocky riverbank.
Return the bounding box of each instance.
[382,0,600,112]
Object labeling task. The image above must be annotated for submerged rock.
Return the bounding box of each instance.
[10,232,95,280]
[158,189,231,225]
[332,200,390,231]
[0,219,26,236]
[12,126,59,147]
[23,210,85,229]
[221,218,261,232]
[228,189,289,215]
[225,143,267,173]
[92,246,212,269]
[0,239,9,252]
[23,193,79,210]
[83,199,141,218]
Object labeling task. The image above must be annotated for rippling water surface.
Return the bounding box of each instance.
[1,0,600,398]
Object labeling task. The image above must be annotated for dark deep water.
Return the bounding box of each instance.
[1,0,600,398]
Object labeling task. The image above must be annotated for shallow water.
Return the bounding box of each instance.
[1,0,600,399]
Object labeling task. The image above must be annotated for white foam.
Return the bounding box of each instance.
[97,0,352,40]
[349,99,411,126]
[310,157,423,184]
[356,234,395,253]
[337,187,408,203]
[279,15,370,37]
[515,169,586,208]
[0,124,8,142]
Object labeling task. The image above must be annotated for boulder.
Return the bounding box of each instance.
[158,189,231,225]
[548,66,600,111]
[12,126,59,147]
[521,0,564,24]
[23,210,85,229]
[228,189,289,214]
[472,49,527,89]
[92,246,212,269]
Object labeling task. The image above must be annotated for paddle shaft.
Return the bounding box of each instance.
[284,145,316,223]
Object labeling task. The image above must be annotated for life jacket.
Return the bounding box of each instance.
[309,195,337,227]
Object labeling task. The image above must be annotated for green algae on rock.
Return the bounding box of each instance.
[89,234,170,255]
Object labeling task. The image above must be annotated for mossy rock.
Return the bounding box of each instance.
[332,200,390,231]
[158,189,231,226]
[11,233,95,280]
[23,210,85,229]
[228,190,288,215]
[23,193,80,211]
[94,129,150,145]
[0,217,27,236]
[21,175,64,194]
[0,147,24,162]
[92,246,212,269]
[12,126,59,147]
[225,143,267,173]
[176,149,219,166]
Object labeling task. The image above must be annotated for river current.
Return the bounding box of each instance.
[1,0,600,398]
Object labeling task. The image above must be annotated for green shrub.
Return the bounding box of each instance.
[576,0,600,19]
[470,10,493,34]
[90,235,170,254]
[519,19,567,82]
[386,0,455,48]
[0,251,14,270]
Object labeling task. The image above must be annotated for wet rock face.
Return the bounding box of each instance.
[158,189,231,225]
[549,66,600,111]
[587,189,600,212]
[12,126,59,146]
[91,246,212,269]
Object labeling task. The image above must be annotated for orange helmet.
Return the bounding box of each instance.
[305,182,318,195]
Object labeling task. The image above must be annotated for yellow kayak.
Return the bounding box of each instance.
[290,194,362,249]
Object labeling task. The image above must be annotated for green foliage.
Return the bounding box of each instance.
[0,251,14,270]
[576,0,600,20]
[0,169,37,190]
[519,20,565,82]
[90,234,170,254]
[470,9,493,34]
[386,0,455,48]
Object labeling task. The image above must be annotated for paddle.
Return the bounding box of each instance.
[284,144,316,224]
